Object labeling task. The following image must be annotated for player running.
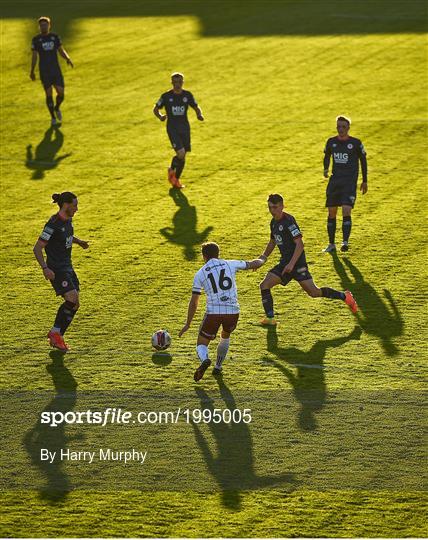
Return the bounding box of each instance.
[30,16,74,126]
[179,242,264,381]
[323,115,368,252]
[258,194,358,326]
[153,72,204,189]
[33,192,89,351]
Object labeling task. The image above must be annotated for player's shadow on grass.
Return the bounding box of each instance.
[160,188,213,260]
[26,126,71,180]
[192,379,295,510]
[264,325,362,431]
[23,351,78,503]
[331,253,404,356]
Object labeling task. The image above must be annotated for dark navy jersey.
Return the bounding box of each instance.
[156,90,197,126]
[270,213,307,266]
[324,136,367,182]
[39,214,73,271]
[31,33,62,73]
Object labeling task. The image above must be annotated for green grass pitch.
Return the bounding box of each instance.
[1,0,427,537]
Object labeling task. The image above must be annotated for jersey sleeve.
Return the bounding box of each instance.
[228,260,248,272]
[31,37,36,51]
[192,271,203,294]
[323,138,332,169]
[39,221,55,243]
[288,218,303,239]
[187,92,198,107]
[55,34,62,48]
[358,140,368,181]
[156,94,165,108]
[357,139,367,157]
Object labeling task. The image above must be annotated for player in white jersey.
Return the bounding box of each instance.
[179,242,265,381]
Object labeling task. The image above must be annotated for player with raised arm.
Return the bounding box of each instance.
[179,242,264,381]
[258,194,358,326]
[30,16,74,125]
[33,192,89,351]
[323,115,368,252]
[153,72,204,189]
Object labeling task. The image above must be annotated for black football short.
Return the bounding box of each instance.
[326,177,357,208]
[167,125,191,152]
[269,262,312,286]
[50,269,80,296]
[40,69,64,90]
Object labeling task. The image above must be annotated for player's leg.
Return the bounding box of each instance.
[60,289,80,335]
[299,278,358,313]
[172,148,186,187]
[44,86,57,124]
[213,314,239,375]
[259,271,283,325]
[53,84,64,122]
[47,271,80,351]
[194,315,220,381]
[174,129,190,181]
[324,206,338,252]
[341,205,352,252]
[48,289,79,351]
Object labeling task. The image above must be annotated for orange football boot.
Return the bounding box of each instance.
[259,317,278,326]
[344,290,358,314]
[47,331,69,352]
[168,167,177,186]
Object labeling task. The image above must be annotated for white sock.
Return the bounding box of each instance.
[216,338,230,369]
[51,327,61,334]
[196,344,209,363]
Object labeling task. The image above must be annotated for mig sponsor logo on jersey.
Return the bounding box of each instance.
[274,234,283,245]
[172,105,185,115]
[42,41,55,51]
[333,152,349,164]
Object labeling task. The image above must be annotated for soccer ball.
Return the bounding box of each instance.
[151,329,172,351]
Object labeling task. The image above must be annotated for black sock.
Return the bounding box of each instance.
[55,94,64,110]
[261,289,274,318]
[321,287,345,301]
[175,158,185,179]
[54,301,77,335]
[46,96,55,118]
[171,156,180,171]
[327,218,336,244]
[342,216,352,242]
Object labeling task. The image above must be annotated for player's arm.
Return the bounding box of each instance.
[260,238,276,261]
[58,45,73,67]
[30,50,37,80]
[153,97,166,121]
[323,141,332,178]
[33,239,55,280]
[179,293,200,337]
[193,104,204,121]
[282,237,304,274]
[245,258,267,270]
[189,93,204,121]
[359,143,368,194]
[72,236,89,249]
